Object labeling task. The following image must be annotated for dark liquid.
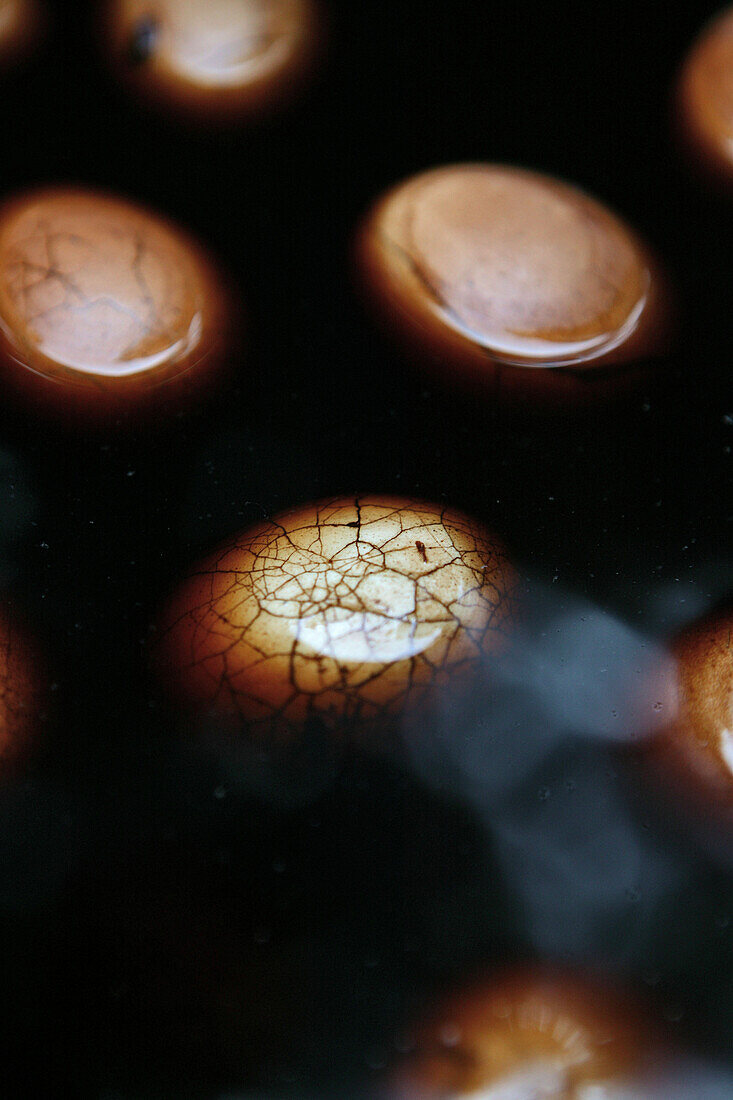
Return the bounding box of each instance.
[2,1,732,1095]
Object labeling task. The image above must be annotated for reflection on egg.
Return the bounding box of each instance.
[103,0,320,121]
[355,164,671,406]
[0,609,44,777]
[389,969,648,1098]
[677,6,733,189]
[0,187,234,418]
[651,603,733,822]
[155,496,519,748]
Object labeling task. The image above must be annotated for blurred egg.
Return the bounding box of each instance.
[0,0,42,68]
[0,609,45,777]
[0,187,234,418]
[677,6,733,189]
[649,603,733,823]
[389,969,650,1098]
[154,495,520,749]
[103,0,320,121]
[355,164,671,406]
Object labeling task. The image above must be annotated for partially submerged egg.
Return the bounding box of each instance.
[355,164,671,405]
[650,603,733,821]
[0,187,233,417]
[677,6,733,189]
[0,609,44,777]
[0,0,42,68]
[390,969,648,1098]
[103,0,320,121]
[155,496,519,747]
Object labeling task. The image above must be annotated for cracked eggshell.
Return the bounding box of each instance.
[154,495,520,748]
[355,164,672,407]
[389,969,649,1099]
[102,0,321,122]
[648,603,733,826]
[0,186,235,420]
[677,6,733,190]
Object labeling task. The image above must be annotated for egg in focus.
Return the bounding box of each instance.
[0,187,233,418]
[103,0,320,121]
[154,496,520,749]
[355,164,671,406]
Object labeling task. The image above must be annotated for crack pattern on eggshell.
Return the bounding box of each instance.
[0,188,229,408]
[156,496,520,744]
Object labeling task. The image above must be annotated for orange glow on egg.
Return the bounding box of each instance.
[677,6,733,189]
[0,610,44,777]
[155,496,520,747]
[650,603,733,822]
[0,0,42,68]
[0,187,234,418]
[355,164,672,407]
[391,969,649,1098]
[103,0,321,121]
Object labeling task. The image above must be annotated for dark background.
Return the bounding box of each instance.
[1,0,733,1096]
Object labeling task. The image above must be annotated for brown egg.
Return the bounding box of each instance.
[355,164,671,405]
[651,604,733,821]
[155,496,519,748]
[677,6,733,188]
[103,0,320,121]
[0,609,45,777]
[390,969,648,1098]
[0,187,233,418]
[0,0,42,68]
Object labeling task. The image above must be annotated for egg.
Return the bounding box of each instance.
[154,496,519,748]
[102,0,320,121]
[0,187,233,418]
[389,969,648,1098]
[0,0,41,68]
[0,609,44,777]
[677,6,733,189]
[355,164,671,406]
[650,603,733,822]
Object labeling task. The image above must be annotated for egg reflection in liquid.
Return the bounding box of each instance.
[155,496,520,751]
[389,969,648,1099]
[355,164,671,407]
[103,0,320,121]
[0,187,233,419]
